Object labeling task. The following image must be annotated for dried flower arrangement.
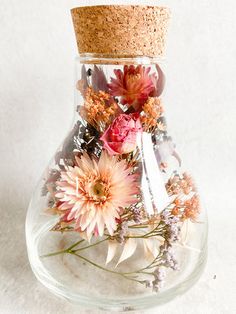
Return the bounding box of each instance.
[41,64,200,292]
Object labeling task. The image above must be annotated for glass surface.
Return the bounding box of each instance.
[26,55,208,312]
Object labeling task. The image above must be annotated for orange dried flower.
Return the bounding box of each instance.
[140,97,164,132]
[170,194,200,222]
[182,195,200,222]
[80,87,120,131]
[179,173,195,194]
[171,207,180,216]
[166,173,196,196]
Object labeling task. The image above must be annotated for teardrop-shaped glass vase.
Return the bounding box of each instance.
[26,54,207,311]
[26,5,207,312]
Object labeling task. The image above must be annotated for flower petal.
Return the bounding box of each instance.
[106,240,118,265]
[116,238,137,266]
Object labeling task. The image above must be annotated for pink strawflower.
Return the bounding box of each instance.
[101,113,142,155]
[55,151,139,238]
[108,65,156,111]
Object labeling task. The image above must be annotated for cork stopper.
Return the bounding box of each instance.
[71,5,171,58]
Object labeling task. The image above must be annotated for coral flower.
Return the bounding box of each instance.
[108,65,156,111]
[55,151,139,238]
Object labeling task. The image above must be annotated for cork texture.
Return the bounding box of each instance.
[71,5,171,58]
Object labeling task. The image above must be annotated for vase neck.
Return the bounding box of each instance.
[77,53,165,66]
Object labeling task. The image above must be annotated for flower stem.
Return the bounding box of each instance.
[68,239,85,250]
[70,252,141,283]
[40,239,85,258]
[40,248,69,258]
[40,239,163,286]
[73,237,109,252]
[122,254,162,275]
[128,224,149,229]
[40,237,110,259]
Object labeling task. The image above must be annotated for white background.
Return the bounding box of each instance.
[0,0,236,313]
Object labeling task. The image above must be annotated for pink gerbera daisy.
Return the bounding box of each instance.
[108,65,156,111]
[55,151,139,238]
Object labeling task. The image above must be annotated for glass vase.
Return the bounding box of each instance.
[26,5,208,312]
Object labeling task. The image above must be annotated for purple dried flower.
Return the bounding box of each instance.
[144,280,152,288]
[160,209,181,243]
[168,224,181,242]
[92,65,108,92]
[152,279,164,292]
[154,267,166,281]
[161,209,180,225]
[151,63,166,98]
[151,267,166,292]
[161,209,169,222]
[117,221,129,243]
[133,207,142,223]
[160,246,179,271]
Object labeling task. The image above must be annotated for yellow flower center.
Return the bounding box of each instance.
[127,73,141,85]
[90,180,107,202]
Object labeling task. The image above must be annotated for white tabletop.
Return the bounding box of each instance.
[0,1,236,313]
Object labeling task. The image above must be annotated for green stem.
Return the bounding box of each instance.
[123,230,163,240]
[41,239,164,285]
[143,232,164,239]
[40,239,85,258]
[68,239,85,250]
[138,271,154,276]
[73,237,109,252]
[123,254,162,275]
[142,223,162,238]
[40,248,69,258]
[41,237,110,259]
[70,252,141,283]
[41,223,165,258]
[128,225,149,229]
